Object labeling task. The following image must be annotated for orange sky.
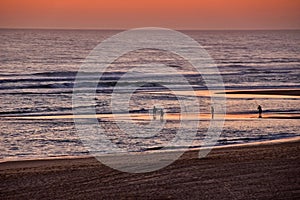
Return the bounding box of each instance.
[0,0,299,30]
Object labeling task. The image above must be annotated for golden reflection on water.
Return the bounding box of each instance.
[6,89,300,120]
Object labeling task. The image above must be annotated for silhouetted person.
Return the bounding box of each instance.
[153,106,157,120]
[257,105,262,118]
[211,106,214,119]
[160,108,164,122]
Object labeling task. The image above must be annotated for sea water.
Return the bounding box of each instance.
[0,29,299,161]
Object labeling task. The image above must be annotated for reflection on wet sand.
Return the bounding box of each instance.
[7,112,300,121]
[147,89,300,99]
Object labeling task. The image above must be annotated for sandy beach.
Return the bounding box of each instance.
[1,139,299,200]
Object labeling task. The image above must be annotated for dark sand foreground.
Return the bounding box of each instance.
[1,140,300,200]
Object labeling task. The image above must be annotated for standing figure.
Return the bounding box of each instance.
[257,105,262,118]
[211,106,214,119]
[160,108,164,122]
[153,106,157,120]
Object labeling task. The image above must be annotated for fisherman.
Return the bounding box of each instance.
[257,105,262,118]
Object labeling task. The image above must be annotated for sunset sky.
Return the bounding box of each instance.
[0,0,299,30]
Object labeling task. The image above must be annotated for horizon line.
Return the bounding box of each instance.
[0,27,300,31]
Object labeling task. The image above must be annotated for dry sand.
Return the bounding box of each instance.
[1,139,299,200]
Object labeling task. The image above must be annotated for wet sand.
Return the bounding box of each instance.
[8,112,300,121]
[1,139,299,200]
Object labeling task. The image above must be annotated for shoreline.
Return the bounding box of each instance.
[1,138,299,199]
[1,136,299,165]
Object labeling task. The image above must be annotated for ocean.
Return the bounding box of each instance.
[0,29,299,161]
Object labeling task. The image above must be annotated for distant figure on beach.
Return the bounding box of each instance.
[153,106,157,120]
[160,108,164,122]
[211,106,214,119]
[257,105,263,118]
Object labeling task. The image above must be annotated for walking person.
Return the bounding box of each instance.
[153,106,157,120]
[160,108,164,122]
[211,106,214,119]
[257,105,263,118]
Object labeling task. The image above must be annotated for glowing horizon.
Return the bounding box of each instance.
[0,0,299,30]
